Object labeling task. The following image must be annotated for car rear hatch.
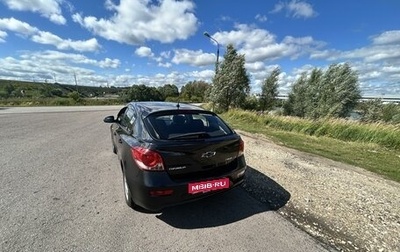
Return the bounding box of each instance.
[157,136,242,181]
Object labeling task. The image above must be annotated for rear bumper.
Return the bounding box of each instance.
[128,161,247,211]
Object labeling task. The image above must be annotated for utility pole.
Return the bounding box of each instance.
[74,72,79,93]
[203,31,220,112]
[203,32,220,74]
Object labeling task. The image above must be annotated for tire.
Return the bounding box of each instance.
[111,134,117,154]
[122,170,135,209]
[112,143,117,154]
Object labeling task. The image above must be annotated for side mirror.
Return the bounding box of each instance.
[103,115,116,123]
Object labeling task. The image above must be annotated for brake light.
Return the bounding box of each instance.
[131,147,164,171]
[238,139,244,156]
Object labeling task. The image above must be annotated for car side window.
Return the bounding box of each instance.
[117,107,127,124]
[121,106,137,133]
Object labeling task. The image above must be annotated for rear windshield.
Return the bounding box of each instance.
[146,112,233,140]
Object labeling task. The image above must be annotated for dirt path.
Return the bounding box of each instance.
[239,131,400,252]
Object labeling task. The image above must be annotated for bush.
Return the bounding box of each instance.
[49,98,74,106]
[242,96,259,111]
[68,91,81,102]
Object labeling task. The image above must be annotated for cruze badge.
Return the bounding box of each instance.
[201,151,216,158]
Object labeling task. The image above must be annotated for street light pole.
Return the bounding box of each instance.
[203,31,220,74]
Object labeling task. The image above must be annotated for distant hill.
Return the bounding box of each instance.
[0,79,128,99]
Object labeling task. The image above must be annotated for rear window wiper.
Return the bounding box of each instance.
[168,132,210,140]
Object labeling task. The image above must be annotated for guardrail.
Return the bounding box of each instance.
[275,95,400,103]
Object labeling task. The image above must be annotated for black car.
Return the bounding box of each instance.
[103,101,247,211]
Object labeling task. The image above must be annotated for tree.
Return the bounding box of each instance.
[285,63,361,119]
[243,95,259,111]
[319,63,361,118]
[209,44,250,112]
[284,73,308,117]
[126,85,162,102]
[357,100,400,123]
[260,67,280,111]
[39,85,53,98]
[50,88,63,97]
[181,80,210,102]
[158,84,179,100]
[5,84,15,98]
[304,68,323,119]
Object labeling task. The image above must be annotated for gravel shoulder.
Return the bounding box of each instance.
[239,130,400,252]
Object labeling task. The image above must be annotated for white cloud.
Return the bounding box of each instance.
[0,55,91,83]
[255,14,268,22]
[287,0,317,18]
[0,50,122,87]
[382,65,400,74]
[372,30,400,45]
[270,2,285,13]
[271,0,317,19]
[0,17,39,36]
[134,46,174,67]
[135,46,154,58]
[158,62,172,68]
[282,36,322,46]
[213,24,276,49]
[310,30,400,64]
[160,51,171,59]
[172,49,216,67]
[212,24,324,62]
[310,49,339,60]
[244,44,292,62]
[245,61,266,72]
[0,0,66,25]
[0,30,7,42]
[189,70,215,80]
[98,58,120,68]
[154,57,163,63]
[72,0,198,45]
[0,17,101,52]
[19,50,120,69]
[32,31,100,52]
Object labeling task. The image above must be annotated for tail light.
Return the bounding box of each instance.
[131,147,164,171]
[238,139,244,156]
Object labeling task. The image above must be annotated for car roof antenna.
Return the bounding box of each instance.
[176,101,180,109]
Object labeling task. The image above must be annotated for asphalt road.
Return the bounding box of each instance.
[0,106,330,252]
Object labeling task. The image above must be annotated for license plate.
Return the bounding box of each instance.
[188,178,230,194]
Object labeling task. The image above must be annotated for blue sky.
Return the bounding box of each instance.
[0,0,399,97]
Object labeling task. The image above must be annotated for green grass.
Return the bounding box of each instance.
[221,109,400,183]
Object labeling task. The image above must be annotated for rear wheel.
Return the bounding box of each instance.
[122,171,135,209]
